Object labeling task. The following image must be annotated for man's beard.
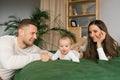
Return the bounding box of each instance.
[23,40,33,48]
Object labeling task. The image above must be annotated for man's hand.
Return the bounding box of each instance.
[40,52,50,62]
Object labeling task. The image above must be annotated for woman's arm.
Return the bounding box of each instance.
[97,48,108,61]
[96,31,108,61]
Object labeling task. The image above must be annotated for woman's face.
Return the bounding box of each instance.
[89,24,102,42]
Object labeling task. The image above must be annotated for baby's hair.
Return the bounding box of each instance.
[59,35,74,45]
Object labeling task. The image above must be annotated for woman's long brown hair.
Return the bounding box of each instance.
[84,20,119,61]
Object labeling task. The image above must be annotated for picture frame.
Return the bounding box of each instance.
[71,20,77,27]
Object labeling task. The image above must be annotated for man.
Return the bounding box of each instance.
[0,19,51,80]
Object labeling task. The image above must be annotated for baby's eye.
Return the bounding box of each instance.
[65,45,69,47]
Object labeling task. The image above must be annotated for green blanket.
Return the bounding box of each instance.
[14,55,120,80]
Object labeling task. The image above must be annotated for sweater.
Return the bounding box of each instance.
[0,35,47,80]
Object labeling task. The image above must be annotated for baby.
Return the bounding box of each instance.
[51,35,81,62]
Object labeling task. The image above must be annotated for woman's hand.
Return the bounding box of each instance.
[97,31,106,48]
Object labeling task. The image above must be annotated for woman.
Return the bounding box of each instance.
[84,20,119,61]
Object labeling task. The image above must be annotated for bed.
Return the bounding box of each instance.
[14,50,120,80]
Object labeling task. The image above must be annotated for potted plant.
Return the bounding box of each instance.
[0,8,76,49]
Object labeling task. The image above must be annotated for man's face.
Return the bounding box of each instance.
[20,24,38,47]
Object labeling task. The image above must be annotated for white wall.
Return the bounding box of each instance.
[99,0,120,45]
[0,0,40,36]
[0,0,120,45]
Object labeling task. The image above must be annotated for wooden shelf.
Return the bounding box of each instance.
[68,27,82,38]
[81,26,88,28]
[68,26,88,28]
[66,0,98,43]
[69,0,96,5]
[69,13,96,18]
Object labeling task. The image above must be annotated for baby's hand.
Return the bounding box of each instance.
[71,43,80,51]
[79,50,83,58]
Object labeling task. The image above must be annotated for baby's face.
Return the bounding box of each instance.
[59,38,71,55]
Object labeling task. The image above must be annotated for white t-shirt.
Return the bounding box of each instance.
[51,50,80,62]
[0,35,50,80]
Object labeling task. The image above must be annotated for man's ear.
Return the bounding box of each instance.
[18,29,24,35]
